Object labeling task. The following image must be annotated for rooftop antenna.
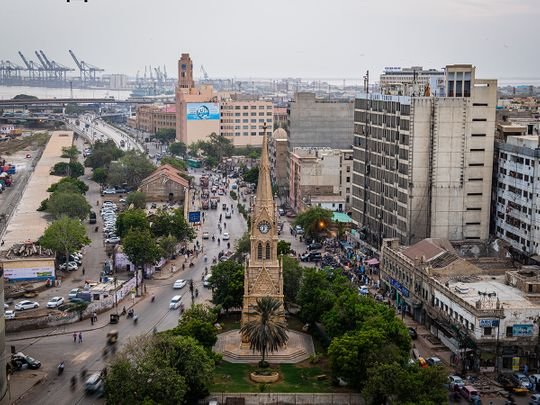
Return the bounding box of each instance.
[363,70,369,94]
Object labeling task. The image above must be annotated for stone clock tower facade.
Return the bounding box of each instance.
[241,124,285,331]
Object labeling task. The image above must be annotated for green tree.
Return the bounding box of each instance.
[126,191,146,209]
[85,140,124,169]
[61,145,80,161]
[294,207,333,241]
[210,260,244,312]
[297,267,339,324]
[150,208,195,242]
[240,297,289,368]
[277,240,291,256]
[173,304,218,349]
[91,167,107,184]
[159,235,178,259]
[116,209,149,238]
[51,161,85,178]
[39,216,90,267]
[243,166,259,187]
[47,177,88,194]
[160,156,187,171]
[198,133,234,166]
[282,256,302,305]
[107,150,155,188]
[47,191,91,220]
[169,141,187,157]
[154,128,176,144]
[188,141,201,157]
[232,231,250,260]
[122,228,163,271]
[363,362,448,405]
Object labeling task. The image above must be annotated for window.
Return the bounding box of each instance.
[471,133,486,137]
[265,242,271,260]
[467,192,483,196]
[472,118,487,122]
[470,148,485,152]
[473,103,488,107]
[483,327,492,336]
[469,163,484,167]
[506,326,513,337]
[467,207,482,211]
[257,242,263,260]
[469,178,483,181]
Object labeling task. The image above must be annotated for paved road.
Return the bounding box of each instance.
[9,170,248,404]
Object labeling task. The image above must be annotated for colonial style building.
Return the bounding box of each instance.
[134,104,176,134]
[138,164,189,203]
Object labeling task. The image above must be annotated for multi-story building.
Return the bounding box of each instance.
[175,53,220,145]
[134,104,176,134]
[269,128,288,197]
[352,64,497,250]
[287,92,354,150]
[381,237,540,373]
[219,98,274,147]
[495,135,540,260]
[379,66,446,96]
[273,107,288,130]
[289,147,352,213]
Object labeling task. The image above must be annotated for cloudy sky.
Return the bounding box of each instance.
[2,0,538,81]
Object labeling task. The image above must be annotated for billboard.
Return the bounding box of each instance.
[512,324,533,337]
[188,211,201,223]
[186,103,220,121]
[4,265,55,281]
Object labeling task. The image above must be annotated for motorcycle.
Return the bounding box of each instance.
[195,289,199,297]
[133,315,138,325]
[127,309,134,319]
[58,361,65,376]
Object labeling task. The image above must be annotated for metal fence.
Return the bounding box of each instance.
[203,393,364,405]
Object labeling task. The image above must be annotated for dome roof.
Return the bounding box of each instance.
[272,127,287,140]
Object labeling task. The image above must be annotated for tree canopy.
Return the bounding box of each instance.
[107,150,155,188]
[116,209,149,238]
[51,161,85,178]
[160,156,187,172]
[150,208,195,242]
[126,191,146,209]
[47,177,88,194]
[172,304,219,350]
[154,128,176,144]
[169,141,187,157]
[39,216,90,264]
[243,166,259,187]
[294,207,333,241]
[84,139,124,170]
[196,133,234,166]
[282,255,302,305]
[122,228,162,268]
[46,191,91,220]
[61,145,80,161]
[210,260,244,312]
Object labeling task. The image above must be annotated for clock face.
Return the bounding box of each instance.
[258,220,271,234]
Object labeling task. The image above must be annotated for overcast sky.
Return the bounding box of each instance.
[2,0,538,81]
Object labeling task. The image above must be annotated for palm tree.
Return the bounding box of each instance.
[240,297,289,368]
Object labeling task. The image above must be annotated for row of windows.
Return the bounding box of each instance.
[221,105,272,110]
[228,112,274,117]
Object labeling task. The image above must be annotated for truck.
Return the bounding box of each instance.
[201,199,209,210]
[200,176,209,187]
[210,198,218,209]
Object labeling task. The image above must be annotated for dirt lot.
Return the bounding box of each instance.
[0,132,50,156]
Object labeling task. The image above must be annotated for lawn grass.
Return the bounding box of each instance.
[211,361,350,393]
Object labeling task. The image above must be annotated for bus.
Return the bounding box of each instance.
[187,158,202,168]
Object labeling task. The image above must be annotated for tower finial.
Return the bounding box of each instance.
[254,122,273,210]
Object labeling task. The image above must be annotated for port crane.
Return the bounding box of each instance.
[68,50,104,82]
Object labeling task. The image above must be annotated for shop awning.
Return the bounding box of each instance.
[366,258,379,265]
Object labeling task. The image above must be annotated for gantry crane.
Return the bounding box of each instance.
[39,50,73,80]
[18,51,43,79]
[68,49,104,82]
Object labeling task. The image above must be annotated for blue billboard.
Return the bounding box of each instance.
[512,324,533,337]
[188,211,201,223]
[186,103,220,121]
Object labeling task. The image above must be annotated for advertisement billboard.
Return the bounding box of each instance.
[4,265,55,281]
[186,103,220,121]
[512,324,533,337]
[188,211,201,223]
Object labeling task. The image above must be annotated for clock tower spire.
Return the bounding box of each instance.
[241,123,285,334]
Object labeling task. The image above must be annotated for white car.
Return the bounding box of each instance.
[15,300,39,311]
[59,261,78,271]
[47,296,65,308]
[202,232,209,240]
[222,232,230,240]
[4,310,15,320]
[105,236,121,244]
[102,189,116,195]
[69,288,80,299]
[169,295,183,310]
[173,279,187,289]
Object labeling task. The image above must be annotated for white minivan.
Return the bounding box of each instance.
[203,274,212,288]
[169,295,182,310]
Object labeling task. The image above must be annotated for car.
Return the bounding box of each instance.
[169,295,183,310]
[4,310,15,320]
[460,385,480,402]
[84,372,104,394]
[408,327,418,340]
[294,225,304,235]
[278,208,285,216]
[225,211,232,219]
[530,393,540,405]
[308,242,323,250]
[202,232,210,240]
[173,279,187,289]
[105,236,121,244]
[203,274,212,287]
[222,232,230,240]
[59,261,78,271]
[102,188,116,195]
[11,352,41,370]
[426,356,443,367]
[15,300,39,311]
[69,288,80,299]
[448,375,465,391]
[529,374,540,392]
[47,296,65,308]
[4,303,8,310]
[358,285,370,295]
[513,372,533,390]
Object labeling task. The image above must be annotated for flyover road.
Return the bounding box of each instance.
[9,171,247,405]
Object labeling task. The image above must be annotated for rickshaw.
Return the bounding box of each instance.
[106,330,118,346]
[109,313,119,324]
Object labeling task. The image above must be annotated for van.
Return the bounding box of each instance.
[169,295,182,310]
[203,274,212,288]
[89,211,97,224]
[460,385,480,402]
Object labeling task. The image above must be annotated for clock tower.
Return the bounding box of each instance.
[241,123,285,332]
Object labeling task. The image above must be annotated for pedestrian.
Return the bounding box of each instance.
[73,332,77,343]
[79,332,83,343]
[93,312,97,322]
[90,316,94,325]
[1,240,4,246]
[82,267,85,276]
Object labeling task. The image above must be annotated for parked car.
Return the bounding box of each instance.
[529,374,540,392]
[173,279,186,289]
[448,375,465,391]
[203,274,212,287]
[278,208,285,216]
[358,285,370,295]
[59,261,78,271]
[406,327,418,339]
[84,372,104,394]
[4,310,15,320]
[426,357,443,367]
[102,188,116,195]
[513,372,533,390]
[300,252,322,262]
[222,232,230,240]
[202,232,209,240]
[47,296,65,308]
[225,211,231,219]
[105,236,121,244]
[15,300,39,311]
[530,393,540,405]
[169,295,183,310]
[11,352,41,370]
[69,288,80,299]
[308,242,323,251]
[460,385,480,402]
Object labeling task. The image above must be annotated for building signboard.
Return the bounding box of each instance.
[512,324,533,337]
[4,265,55,281]
[479,319,499,328]
[188,211,201,223]
[389,277,409,298]
[186,103,220,121]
